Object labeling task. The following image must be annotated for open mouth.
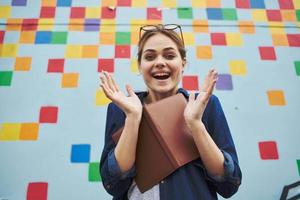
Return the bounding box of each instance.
[152,72,170,80]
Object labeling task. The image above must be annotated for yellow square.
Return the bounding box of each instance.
[0,6,11,18]
[268,22,285,34]
[38,19,54,31]
[131,31,139,45]
[15,57,32,71]
[196,46,212,59]
[99,32,115,44]
[191,0,206,8]
[183,33,195,46]
[65,45,82,58]
[239,21,255,34]
[162,0,177,8]
[19,31,35,43]
[41,0,56,6]
[96,89,111,105]
[101,0,116,7]
[267,90,286,106]
[193,20,208,33]
[293,0,300,9]
[0,123,21,141]
[281,10,296,22]
[61,73,79,88]
[86,7,101,18]
[6,19,22,31]
[131,59,139,73]
[132,0,147,7]
[100,20,116,32]
[82,45,99,58]
[20,123,39,140]
[252,10,267,22]
[1,44,18,57]
[272,34,288,46]
[206,0,220,7]
[226,33,243,46]
[69,19,84,31]
[229,60,247,75]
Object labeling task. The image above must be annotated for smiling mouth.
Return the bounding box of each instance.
[152,72,170,80]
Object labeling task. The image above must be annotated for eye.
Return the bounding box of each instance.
[144,54,156,61]
[164,53,176,60]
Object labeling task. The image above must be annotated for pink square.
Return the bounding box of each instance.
[0,31,4,43]
[22,19,38,31]
[39,106,58,123]
[182,76,199,91]
[259,46,276,60]
[101,7,116,19]
[47,59,64,73]
[117,0,131,6]
[147,8,162,20]
[27,182,48,200]
[266,10,282,21]
[40,7,56,18]
[211,33,226,45]
[70,7,85,18]
[98,59,114,72]
[287,34,300,47]
[115,45,130,58]
[235,0,250,8]
[258,141,279,160]
[278,0,294,9]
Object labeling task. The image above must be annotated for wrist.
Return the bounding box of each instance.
[186,119,205,133]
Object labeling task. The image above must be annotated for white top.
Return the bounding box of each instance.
[127,181,160,200]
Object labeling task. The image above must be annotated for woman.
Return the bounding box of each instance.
[100,24,242,199]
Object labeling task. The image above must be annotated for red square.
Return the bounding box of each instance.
[0,31,4,43]
[278,0,294,9]
[211,33,226,45]
[235,0,250,8]
[98,59,114,72]
[115,45,130,58]
[70,7,85,18]
[40,7,56,18]
[39,106,58,123]
[117,0,131,6]
[47,59,64,73]
[182,76,199,91]
[147,8,162,20]
[101,7,116,19]
[259,46,276,60]
[287,34,300,47]
[266,10,282,21]
[258,141,279,160]
[22,19,38,31]
[27,182,48,200]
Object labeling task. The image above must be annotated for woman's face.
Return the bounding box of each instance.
[139,33,185,97]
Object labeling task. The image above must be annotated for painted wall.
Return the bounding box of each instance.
[0,0,300,199]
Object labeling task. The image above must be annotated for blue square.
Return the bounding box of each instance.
[35,31,52,44]
[206,8,223,20]
[71,144,90,163]
[250,0,265,8]
[57,0,72,7]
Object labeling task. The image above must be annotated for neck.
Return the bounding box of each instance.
[145,88,178,104]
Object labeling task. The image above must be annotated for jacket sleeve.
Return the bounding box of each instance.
[202,95,242,198]
[99,103,136,198]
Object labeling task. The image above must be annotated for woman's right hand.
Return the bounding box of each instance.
[100,71,143,119]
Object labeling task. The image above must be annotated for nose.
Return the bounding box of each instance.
[155,55,166,68]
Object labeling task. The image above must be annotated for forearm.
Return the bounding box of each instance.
[188,121,225,177]
[114,114,141,173]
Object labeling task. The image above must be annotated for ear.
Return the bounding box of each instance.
[182,59,187,67]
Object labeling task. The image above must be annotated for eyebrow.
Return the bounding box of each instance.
[143,47,177,54]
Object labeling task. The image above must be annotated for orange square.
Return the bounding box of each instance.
[193,20,208,33]
[239,21,255,34]
[281,10,296,22]
[131,31,139,45]
[6,19,22,31]
[99,32,115,44]
[267,90,286,106]
[82,45,99,58]
[41,0,56,6]
[20,123,39,140]
[196,46,212,59]
[14,57,32,71]
[19,31,35,43]
[102,0,116,6]
[61,73,79,88]
[69,19,84,31]
[272,34,288,46]
[206,0,220,7]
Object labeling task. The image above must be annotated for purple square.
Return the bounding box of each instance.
[84,19,100,31]
[12,0,27,6]
[216,74,233,90]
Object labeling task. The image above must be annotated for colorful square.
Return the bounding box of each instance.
[96,89,111,105]
[98,59,114,72]
[216,74,233,90]
[259,47,276,60]
[226,33,243,46]
[147,8,162,20]
[47,59,64,73]
[229,60,247,75]
[0,123,20,141]
[99,32,115,44]
[177,8,193,19]
[85,19,100,31]
[20,31,35,43]
[250,0,265,8]
[40,7,56,18]
[287,34,300,47]
[22,19,38,31]
[26,182,48,200]
[14,57,32,71]
[272,34,288,46]
[239,21,255,34]
[294,61,300,76]
[266,10,282,21]
[57,0,72,7]
[116,32,131,45]
[101,7,116,19]
[71,144,90,163]
[222,8,237,20]
[2,44,18,57]
[65,45,82,58]
[85,7,101,18]
[12,0,27,6]
[70,7,85,18]
[89,162,101,182]
[0,71,13,86]
[182,76,199,91]
[258,141,279,160]
[235,0,250,8]
[115,45,130,58]
[297,160,300,176]
[0,31,4,43]
[117,0,131,6]
[196,46,212,59]
[35,31,52,44]
[39,106,58,123]
[38,19,54,31]
[51,32,67,44]
[20,123,39,140]
[193,20,209,33]
[61,73,79,88]
[267,90,286,106]
[279,0,294,9]
[207,8,222,20]
[0,6,11,18]
[82,45,98,58]
[211,33,226,45]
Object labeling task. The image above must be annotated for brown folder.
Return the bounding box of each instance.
[112,93,199,193]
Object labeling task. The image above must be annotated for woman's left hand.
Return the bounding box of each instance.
[184,69,218,130]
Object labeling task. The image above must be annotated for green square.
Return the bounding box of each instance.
[51,32,68,44]
[116,32,131,45]
[295,61,300,76]
[0,71,13,86]
[222,8,237,20]
[296,10,300,21]
[297,160,300,176]
[178,8,193,19]
[89,162,101,182]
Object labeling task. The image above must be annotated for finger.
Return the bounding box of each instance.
[189,92,195,103]
[103,71,117,92]
[100,75,114,96]
[126,84,135,97]
[111,76,120,92]
[100,83,113,99]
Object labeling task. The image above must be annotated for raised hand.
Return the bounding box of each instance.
[184,69,218,129]
[100,71,143,118]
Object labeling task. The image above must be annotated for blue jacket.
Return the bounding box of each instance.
[100,88,242,200]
